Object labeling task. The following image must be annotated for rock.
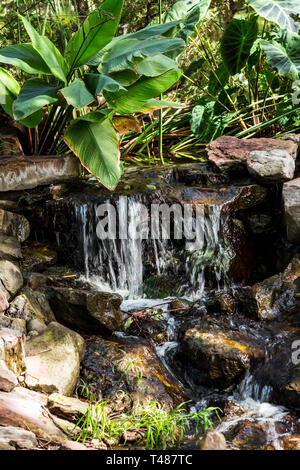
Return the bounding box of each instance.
[81,336,184,411]
[20,242,58,273]
[0,154,81,192]
[0,234,22,260]
[280,434,300,450]
[241,256,300,321]
[198,430,227,450]
[0,282,9,312]
[46,286,122,333]
[0,360,18,391]
[0,441,15,450]
[47,393,89,422]
[0,315,26,334]
[0,127,24,156]
[207,136,298,174]
[246,149,295,183]
[0,425,38,449]
[0,388,65,442]
[231,420,267,450]
[0,260,23,298]
[283,177,300,244]
[179,326,263,389]
[0,209,30,242]
[7,287,55,327]
[60,440,89,450]
[24,322,84,396]
[0,328,26,375]
[25,273,48,290]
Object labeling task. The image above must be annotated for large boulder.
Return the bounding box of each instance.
[0,260,23,298]
[0,387,66,442]
[246,149,295,183]
[207,136,298,174]
[283,177,300,244]
[0,209,30,242]
[46,286,122,333]
[81,336,184,411]
[178,325,264,389]
[24,322,84,396]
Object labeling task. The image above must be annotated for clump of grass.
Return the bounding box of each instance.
[75,394,222,449]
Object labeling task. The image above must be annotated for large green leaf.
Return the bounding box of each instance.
[60,79,95,108]
[99,37,184,75]
[18,15,67,83]
[85,73,125,96]
[104,68,183,114]
[13,79,59,121]
[87,21,182,67]
[66,0,124,69]
[136,54,179,77]
[246,0,300,32]
[0,44,51,75]
[260,30,300,80]
[65,112,121,190]
[164,0,212,42]
[0,68,43,128]
[221,16,258,75]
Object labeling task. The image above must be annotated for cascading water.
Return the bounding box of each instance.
[72,194,232,300]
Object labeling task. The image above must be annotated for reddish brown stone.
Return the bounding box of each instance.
[207,136,298,173]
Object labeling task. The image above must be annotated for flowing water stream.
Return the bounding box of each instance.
[35,166,299,450]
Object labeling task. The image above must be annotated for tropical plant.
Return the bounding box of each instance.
[188,0,300,142]
[0,1,186,189]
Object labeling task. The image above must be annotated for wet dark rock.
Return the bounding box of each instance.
[0,209,30,242]
[283,177,300,244]
[178,322,264,389]
[230,420,267,450]
[45,284,122,334]
[207,136,298,175]
[80,336,184,411]
[280,434,300,450]
[20,242,58,273]
[239,255,300,321]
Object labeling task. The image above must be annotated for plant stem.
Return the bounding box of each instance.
[158,0,164,164]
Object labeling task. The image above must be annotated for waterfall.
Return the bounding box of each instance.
[66,194,233,300]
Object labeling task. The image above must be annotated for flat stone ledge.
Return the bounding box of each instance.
[0,155,81,192]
